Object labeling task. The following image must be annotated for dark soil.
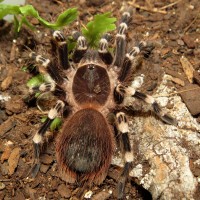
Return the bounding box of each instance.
[0,0,200,199]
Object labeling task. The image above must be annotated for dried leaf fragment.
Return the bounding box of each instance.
[180,56,194,83]
[1,145,12,163]
[1,67,14,91]
[165,75,185,86]
[8,147,21,175]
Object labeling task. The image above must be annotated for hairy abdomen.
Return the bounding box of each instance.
[56,108,114,184]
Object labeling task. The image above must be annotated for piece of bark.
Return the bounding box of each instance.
[193,71,200,86]
[179,84,200,115]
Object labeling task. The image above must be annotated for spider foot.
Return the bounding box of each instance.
[160,114,178,126]
[117,177,126,199]
[31,162,41,178]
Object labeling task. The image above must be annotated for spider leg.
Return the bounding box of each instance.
[72,31,87,63]
[118,41,147,82]
[113,9,132,68]
[29,82,56,94]
[51,31,70,70]
[29,52,64,85]
[115,112,133,199]
[29,82,66,101]
[31,100,65,177]
[98,33,113,65]
[115,84,177,125]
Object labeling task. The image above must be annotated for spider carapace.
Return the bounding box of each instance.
[28,8,177,199]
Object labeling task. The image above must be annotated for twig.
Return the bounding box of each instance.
[183,13,199,34]
[128,0,183,14]
[128,2,167,14]
[0,179,11,182]
[160,0,182,10]
[155,87,200,98]
[81,21,88,31]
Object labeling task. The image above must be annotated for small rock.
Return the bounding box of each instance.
[177,39,184,46]
[8,147,21,175]
[182,35,195,49]
[84,190,93,199]
[40,154,53,165]
[57,184,71,198]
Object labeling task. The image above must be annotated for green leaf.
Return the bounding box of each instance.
[0,4,78,31]
[50,117,62,131]
[82,12,116,47]
[53,8,78,29]
[0,4,20,19]
[19,5,77,29]
[27,74,45,88]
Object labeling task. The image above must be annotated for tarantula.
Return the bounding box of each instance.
[28,8,177,199]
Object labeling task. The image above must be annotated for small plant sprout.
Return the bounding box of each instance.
[82,12,116,47]
[0,1,78,32]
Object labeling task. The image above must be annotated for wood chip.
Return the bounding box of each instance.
[180,56,195,83]
[182,35,195,49]
[0,118,16,136]
[179,84,200,115]
[1,146,12,163]
[1,68,14,91]
[8,147,21,175]
[1,76,13,91]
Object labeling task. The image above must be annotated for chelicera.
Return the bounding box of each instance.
[28,8,177,199]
